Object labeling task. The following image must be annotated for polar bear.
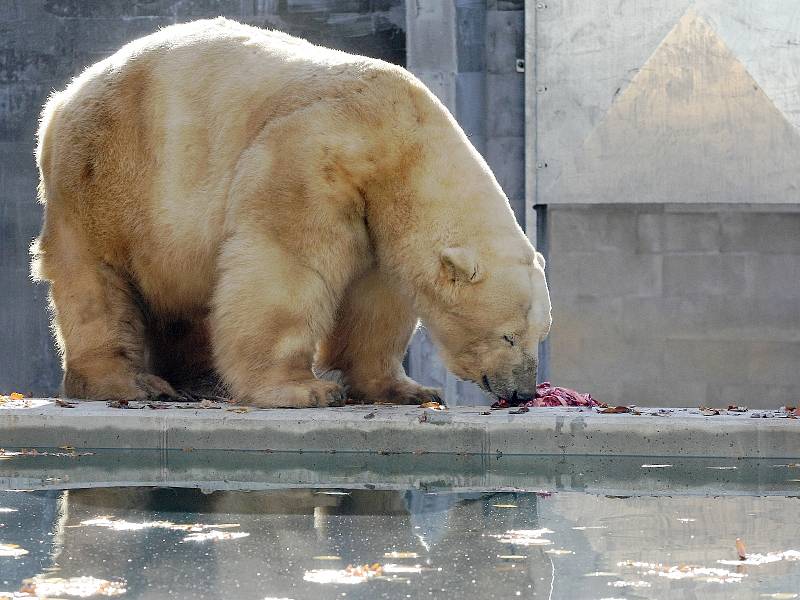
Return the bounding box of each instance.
[32,18,551,408]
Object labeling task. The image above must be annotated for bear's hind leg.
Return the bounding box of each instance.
[210,235,348,408]
[317,269,443,405]
[37,223,175,401]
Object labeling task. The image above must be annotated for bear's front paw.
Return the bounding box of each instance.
[241,380,347,408]
[354,381,443,406]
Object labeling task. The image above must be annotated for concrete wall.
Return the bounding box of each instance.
[0,0,405,396]
[547,204,800,409]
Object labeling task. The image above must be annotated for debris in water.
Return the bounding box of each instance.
[384,552,418,559]
[55,398,76,408]
[226,407,250,413]
[736,538,747,560]
[182,529,249,542]
[491,529,553,546]
[699,406,721,416]
[304,563,383,585]
[19,576,126,597]
[618,560,746,583]
[720,549,800,566]
[0,543,28,557]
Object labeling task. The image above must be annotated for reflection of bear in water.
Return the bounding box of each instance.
[57,488,554,599]
[33,18,551,408]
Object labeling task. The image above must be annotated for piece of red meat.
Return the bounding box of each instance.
[490,382,598,409]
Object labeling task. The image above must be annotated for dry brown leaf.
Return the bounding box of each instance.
[599,406,633,414]
[420,401,444,410]
[56,398,77,408]
[226,407,250,413]
[736,537,747,560]
[9,392,24,400]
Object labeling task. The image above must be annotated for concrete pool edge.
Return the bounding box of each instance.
[1,400,798,458]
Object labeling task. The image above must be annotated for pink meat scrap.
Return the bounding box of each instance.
[491,382,599,409]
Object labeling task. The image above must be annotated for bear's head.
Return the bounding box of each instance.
[421,246,551,402]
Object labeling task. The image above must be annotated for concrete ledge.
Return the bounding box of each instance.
[1,399,798,458]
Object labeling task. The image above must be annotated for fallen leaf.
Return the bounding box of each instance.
[226,407,250,413]
[420,401,443,410]
[9,393,24,400]
[599,406,632,414]
[0,543,28,557]
[384,551,418,559]
[55,398,76,408]
[20,576,126,597]
[736,538,747,560]
[147,402,171,410]
[198,399,221,409]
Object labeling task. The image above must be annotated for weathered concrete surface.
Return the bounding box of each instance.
[1,400,798,458]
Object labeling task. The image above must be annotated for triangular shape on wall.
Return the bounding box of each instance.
[546,8,800,204]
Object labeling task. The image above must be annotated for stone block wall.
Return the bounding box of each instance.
[547,204,800,408]
[0,0,404,395]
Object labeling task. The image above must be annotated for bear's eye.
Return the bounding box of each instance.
[503,335,515,347]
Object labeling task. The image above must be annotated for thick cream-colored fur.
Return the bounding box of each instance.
[33,18,551,407]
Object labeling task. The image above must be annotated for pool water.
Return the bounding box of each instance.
[1,454,800,599]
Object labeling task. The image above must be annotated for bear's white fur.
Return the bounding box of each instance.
[32,18,551,407]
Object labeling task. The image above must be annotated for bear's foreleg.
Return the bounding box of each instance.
[317,269,443,405]
[210,234,348,408]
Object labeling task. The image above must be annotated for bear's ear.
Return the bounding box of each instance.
[441,247,482,284]
[535,251,546,270]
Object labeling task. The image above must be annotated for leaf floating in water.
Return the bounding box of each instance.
[608,580,652,588]
[304,563,383,585]
[182,530,249,542]
[384,551,418,559]
[0,543,28,557]
[491,529,553,546]
[719,549,800,566]
[618,560,746,582]
[736,538,747,560]
[19,576,126,597]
